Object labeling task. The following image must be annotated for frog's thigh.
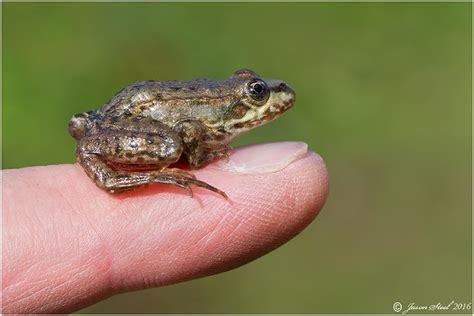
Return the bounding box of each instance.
[76,131,180,190]
[80,130,183,165]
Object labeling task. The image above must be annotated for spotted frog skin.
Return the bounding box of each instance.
[68,69,295,198]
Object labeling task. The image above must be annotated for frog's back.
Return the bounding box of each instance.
[97,80,160,116]
[97,78,238,118]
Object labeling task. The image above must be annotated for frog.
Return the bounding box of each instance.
[68,69,295,198]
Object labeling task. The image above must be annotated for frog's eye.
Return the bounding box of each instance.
[246,79,270,103]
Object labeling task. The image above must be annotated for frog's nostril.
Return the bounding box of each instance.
[278,83,288,91]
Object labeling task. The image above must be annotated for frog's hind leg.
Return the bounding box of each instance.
[76,132,227,198]
[79,154,226,197]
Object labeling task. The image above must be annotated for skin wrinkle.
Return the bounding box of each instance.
[8,187,46,283]
[187,214,228,249]
[243,170,290,204]
[219,216,248,247]
[105,205,205,290]
[31,266,99,313]
[142,203,209,255]
[234,189,282,228]
[263,161,322,239]
[3,196,49,299]
[10,240,104,312]
[54,186,114,293]
[3,250,39,292]
[21,270,72,305]
[8,262,76,312]
[103,198,172,290]
[193,212,241,262]
[231,185,279,227]
[160,210,229,272]
[202,166,312,268]
[4,168,115,313]
[5,256,44,290]
[2,282,37,312]
[5,270,44,302]
[237,196,279,229]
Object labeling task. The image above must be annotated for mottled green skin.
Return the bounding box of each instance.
[68,69,295,197]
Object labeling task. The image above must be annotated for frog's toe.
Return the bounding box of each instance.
[169,174,227,199]
[186,178,228,199]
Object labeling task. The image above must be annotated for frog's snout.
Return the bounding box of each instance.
[268,80,295,110]
[280,82,295,105]
[276,82,292,94]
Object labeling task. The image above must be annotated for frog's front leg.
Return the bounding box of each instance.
[174,119,231,168]
[76,131,226,197]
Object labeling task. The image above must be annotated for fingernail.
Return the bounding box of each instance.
[215,141,309,174]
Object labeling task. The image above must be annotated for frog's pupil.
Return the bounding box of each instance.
[254,83,263,94]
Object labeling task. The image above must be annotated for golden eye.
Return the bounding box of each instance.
[247,79,270,103]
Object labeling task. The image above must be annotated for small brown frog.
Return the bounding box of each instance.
[68,69,295,198]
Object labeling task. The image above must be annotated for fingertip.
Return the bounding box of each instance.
[106,148,329,289]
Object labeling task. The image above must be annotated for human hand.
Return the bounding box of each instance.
[2,142,329,313]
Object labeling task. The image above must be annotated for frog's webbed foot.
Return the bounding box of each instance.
[161,169,227,198]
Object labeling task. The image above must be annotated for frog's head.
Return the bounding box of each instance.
[221,69,295,140]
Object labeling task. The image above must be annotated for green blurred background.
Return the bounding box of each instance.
[3,3,471,313]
